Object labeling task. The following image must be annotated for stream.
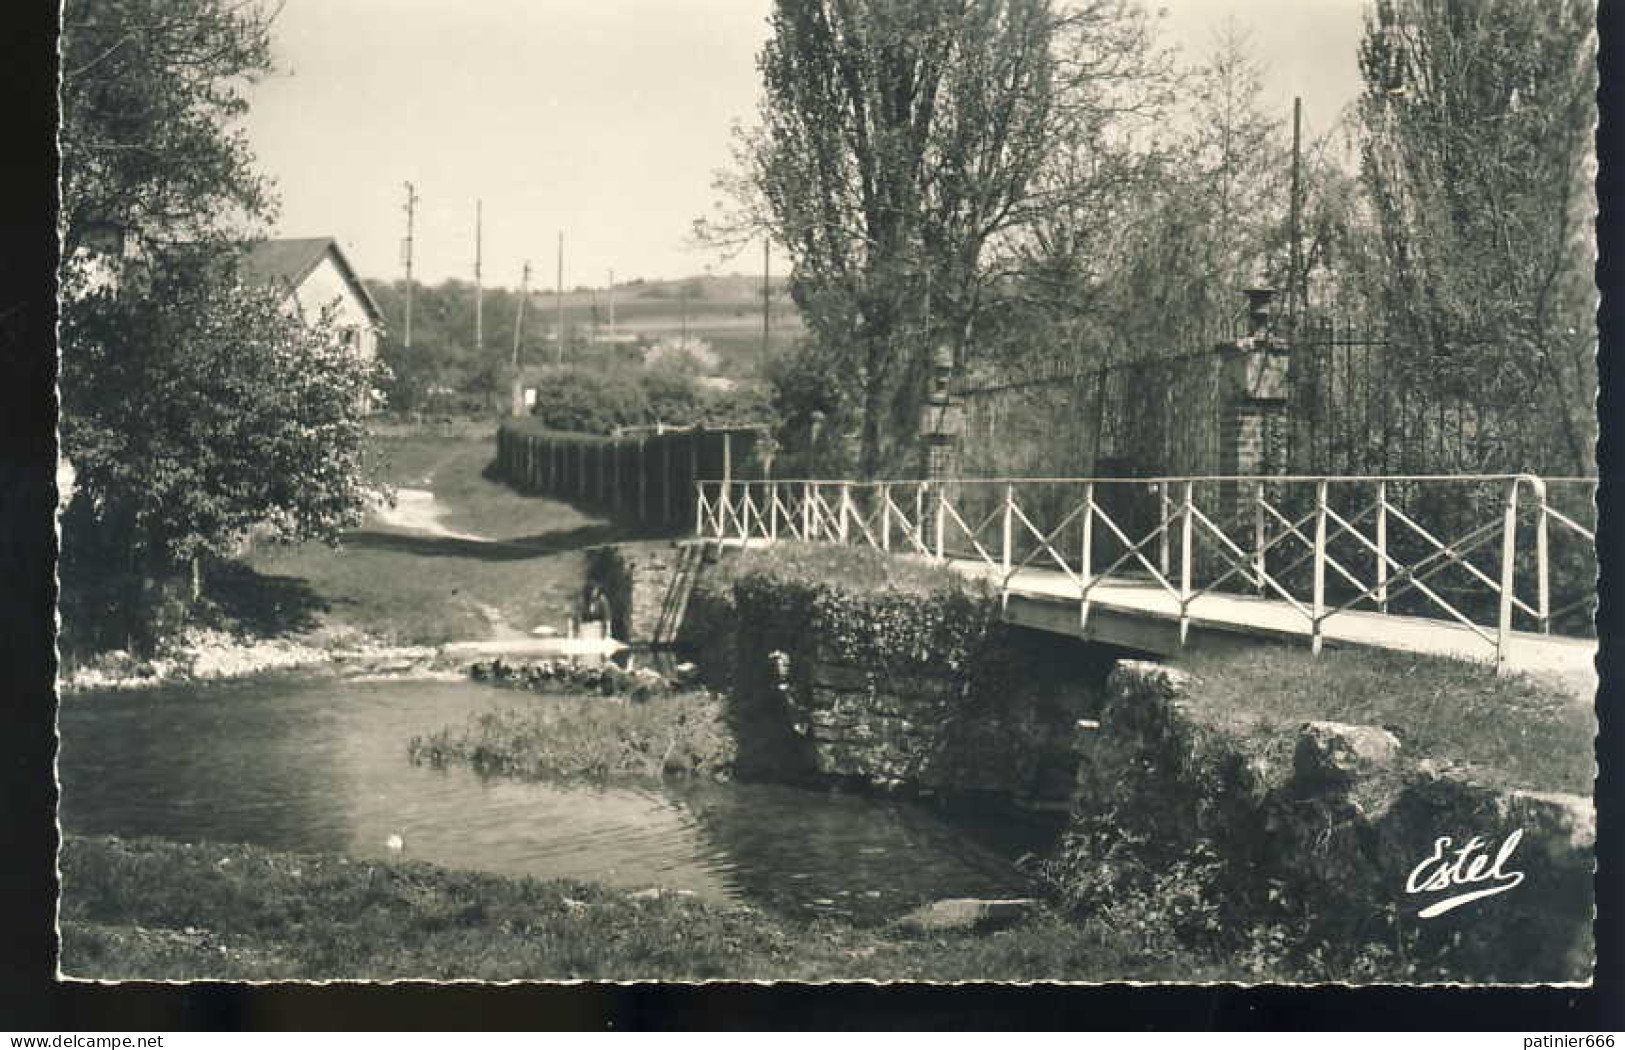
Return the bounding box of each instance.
[58,674,1046,925]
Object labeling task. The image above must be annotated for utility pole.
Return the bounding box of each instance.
[401,182,417,349]
[607,268,615,338]
[680,279,689,343]
[474,199,484,354]
[512,260,530,417]
[1288,96,1303,337]
[761,238,771,358]
[555,230,565,366]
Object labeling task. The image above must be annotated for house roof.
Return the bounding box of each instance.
[240,236,385,326]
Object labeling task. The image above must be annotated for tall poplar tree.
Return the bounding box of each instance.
[732,0,1164,476]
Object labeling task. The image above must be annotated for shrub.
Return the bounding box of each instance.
[639,369,704,426]
[409,689,735,781]
[1030,656,1594,983]
[529,367,650,434]
[698,384,778,428]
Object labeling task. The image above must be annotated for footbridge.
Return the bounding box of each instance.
[695,474,1596,690]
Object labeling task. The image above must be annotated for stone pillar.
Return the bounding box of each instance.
[919,343,963,481]
[1217,290,1291,529]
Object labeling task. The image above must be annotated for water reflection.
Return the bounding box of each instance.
[672,780,1039,924]
[59,676,1047,922]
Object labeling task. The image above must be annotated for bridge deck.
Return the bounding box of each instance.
[701,538,1596,701]
[949,559,1597,700]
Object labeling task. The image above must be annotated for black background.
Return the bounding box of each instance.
[3,0,1621,1030]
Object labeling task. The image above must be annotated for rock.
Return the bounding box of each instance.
[896,897,1039,934]
[1293,720,1401,790]
[1107,660,1195,704]
[628,887,663,901]
[1507,790,1596,852]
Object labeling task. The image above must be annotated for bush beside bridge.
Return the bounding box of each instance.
[666,541,1593,982]
[1038,657,1593,983]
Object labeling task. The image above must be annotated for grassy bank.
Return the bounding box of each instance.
[409,690,736,780]
[1174,646,1595,795]
[59,836,1256,982]
[230,429,634,647]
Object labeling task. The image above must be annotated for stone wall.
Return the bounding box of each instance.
[584,541,691,645]
[584,539,1592,981]
[793,631,1108,802]
[1061,661,1594,983]
[675,554,1110,802]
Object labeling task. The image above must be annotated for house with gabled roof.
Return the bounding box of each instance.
[240,236,386,366]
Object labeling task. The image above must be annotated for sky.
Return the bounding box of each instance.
[244,0,1368,292]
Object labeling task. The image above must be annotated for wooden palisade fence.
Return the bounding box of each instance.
[496,419,765,532]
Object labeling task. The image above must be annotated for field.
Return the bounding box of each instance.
[558,275,807,377]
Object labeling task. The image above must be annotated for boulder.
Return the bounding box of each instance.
[1293,720,1401,791]
[1107,660,1195,704]
[1507,789,1596,852]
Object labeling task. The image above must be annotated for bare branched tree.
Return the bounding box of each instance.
[703,0,1172,477]
[1357,0,1597,472]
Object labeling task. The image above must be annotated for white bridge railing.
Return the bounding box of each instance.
[695,474,1596,670]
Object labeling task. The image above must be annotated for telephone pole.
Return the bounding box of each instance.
[761,238,771,357]
[512,260,530,417]
[607,268,615,338]
[1288,96,1303,336]
[401,182,417,348]
[555,230,565,366]
[474,199,484,354]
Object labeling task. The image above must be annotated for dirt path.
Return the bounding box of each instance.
[372,488,490,542]
[367,484,581,643]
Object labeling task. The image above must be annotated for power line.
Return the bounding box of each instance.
[474,198,484,355]
[401,181,417,349]
[555,230,565,366]
[512,260,530,418]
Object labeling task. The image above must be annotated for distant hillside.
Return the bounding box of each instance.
[554,272,794,310]
[362,273,807,417]
[368,274,805,383]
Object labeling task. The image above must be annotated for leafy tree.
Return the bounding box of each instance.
[59,0,277,258]
[58,0,389,647]
[1357,0,1597,471]
[1004,21,1284,369]
[368,278,560,413]
[60,251,388,650]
